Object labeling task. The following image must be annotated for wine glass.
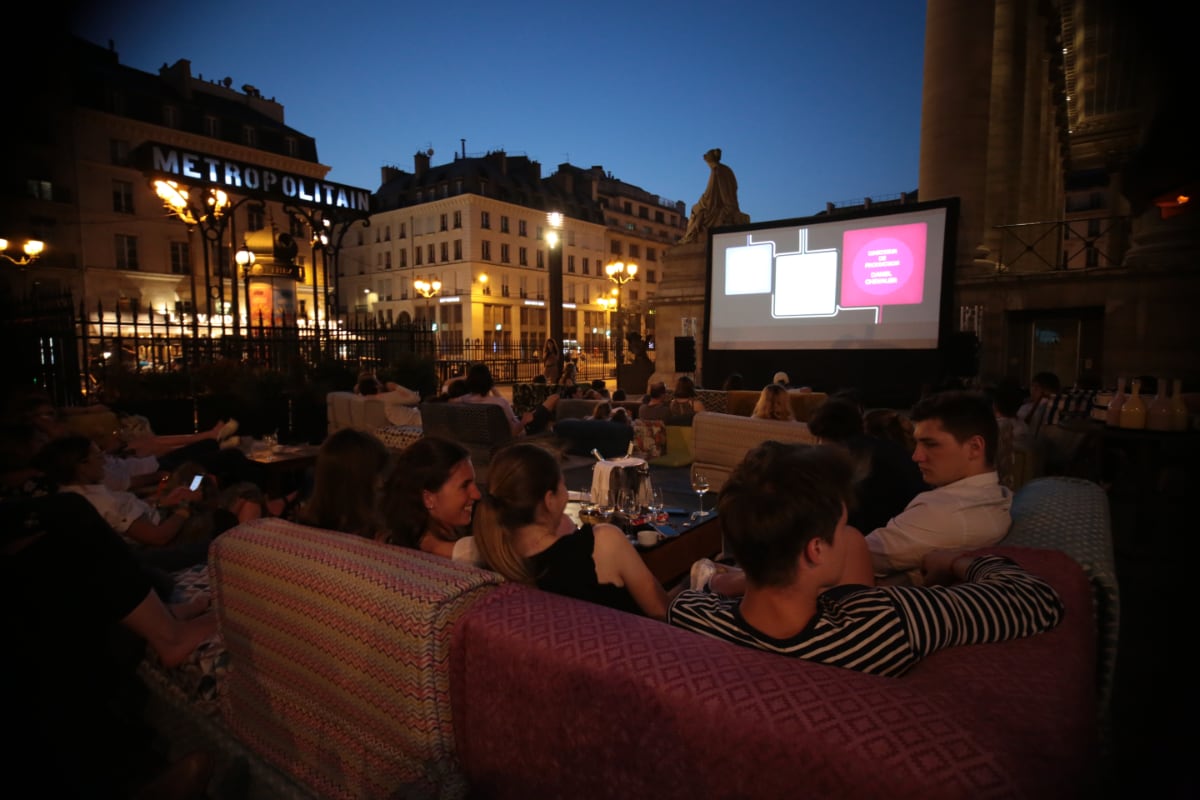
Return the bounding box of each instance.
[646,486,665,522]
[690,470,710,520]
[617,488,639,526]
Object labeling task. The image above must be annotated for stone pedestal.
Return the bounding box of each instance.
[653,242,709,385]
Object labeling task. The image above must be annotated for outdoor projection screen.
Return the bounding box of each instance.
[706,200,956,351]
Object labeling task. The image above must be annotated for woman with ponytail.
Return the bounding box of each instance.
[472,443,667,619]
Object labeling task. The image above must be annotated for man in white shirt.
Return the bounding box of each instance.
[865,391,1012,585]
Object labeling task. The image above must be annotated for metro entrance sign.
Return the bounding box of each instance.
[135,141,373,214]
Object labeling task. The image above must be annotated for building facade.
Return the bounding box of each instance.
[337,149,685,360]
[920,0,1198,389]
[1,37,354,352]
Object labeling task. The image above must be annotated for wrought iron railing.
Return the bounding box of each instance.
[2,292,619,405]
[993,215,1130,273]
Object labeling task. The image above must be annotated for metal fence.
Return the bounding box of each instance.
[2,293,617,406]
[994,215,1130,273]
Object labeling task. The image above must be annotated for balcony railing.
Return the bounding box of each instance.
[993,216,1129,273]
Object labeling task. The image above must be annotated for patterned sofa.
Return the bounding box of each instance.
[134,473,1110,800]
[325,390,423,452]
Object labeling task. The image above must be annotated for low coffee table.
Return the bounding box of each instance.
[636,513,723,589]
[245,443,319,497]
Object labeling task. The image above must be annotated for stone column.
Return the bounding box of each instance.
[919,0,997,276]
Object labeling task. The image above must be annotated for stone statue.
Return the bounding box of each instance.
[680,148,750,244]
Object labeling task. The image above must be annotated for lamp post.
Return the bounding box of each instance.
[546,212,564,365]
[0,238,45,295]
[235,244,256,325]
[283,205,370,334]
[154,180,212,340]
[414,278,442,329]
[605,259,638,389]
[154,180,259,345]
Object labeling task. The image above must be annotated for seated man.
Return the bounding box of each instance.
[355,373,421,427]
[668,441,1063,677]
[865,390,1012,585]
[638,381,670,421]
[451,362,558,436]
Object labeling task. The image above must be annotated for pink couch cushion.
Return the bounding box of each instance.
[450,547,1097,799]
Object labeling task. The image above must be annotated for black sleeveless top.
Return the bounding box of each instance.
[528,524,644,616]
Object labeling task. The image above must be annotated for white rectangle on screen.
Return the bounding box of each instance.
[725,241,773,295]
[773,250,838,317]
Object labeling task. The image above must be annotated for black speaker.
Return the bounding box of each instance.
[675,336,696,372]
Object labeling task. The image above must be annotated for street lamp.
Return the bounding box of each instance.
[235,244,256,325]
[0,238,45,265]
[1,238,46,296]
[154,180,207,339]
[605,259,638,388]
[546,212,564,363]
[414,278,442,329]
[154,179,257,343]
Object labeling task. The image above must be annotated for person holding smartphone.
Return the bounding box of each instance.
[34,436,213,570]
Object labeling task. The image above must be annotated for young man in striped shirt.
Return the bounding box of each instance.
[667,441,1063,677]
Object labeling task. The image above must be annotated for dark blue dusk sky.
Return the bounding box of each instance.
[72,0,927,223]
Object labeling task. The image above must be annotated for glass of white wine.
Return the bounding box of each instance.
[690,469,710,520]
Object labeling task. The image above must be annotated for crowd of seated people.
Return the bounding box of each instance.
[0,373,1079,795]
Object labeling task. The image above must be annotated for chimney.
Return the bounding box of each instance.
[381,165,402,184]
[414,151,430,178]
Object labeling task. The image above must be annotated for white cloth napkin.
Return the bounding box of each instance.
[590,457,651,508]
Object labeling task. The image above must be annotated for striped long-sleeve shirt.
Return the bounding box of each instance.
[667,556,1064,677]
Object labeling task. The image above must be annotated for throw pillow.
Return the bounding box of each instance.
[631,419,666,459]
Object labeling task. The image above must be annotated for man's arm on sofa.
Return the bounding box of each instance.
[894,553,1064,658]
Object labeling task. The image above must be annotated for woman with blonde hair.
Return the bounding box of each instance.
[472,443,667,619]
[751,383,795,421]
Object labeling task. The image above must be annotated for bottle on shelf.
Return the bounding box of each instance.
[1105,376,1127,427]
[1147,376,1173,431]
[1119,378,1147,430]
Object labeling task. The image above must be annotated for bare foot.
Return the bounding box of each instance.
[171,592,212,620]
[156,611,218,669]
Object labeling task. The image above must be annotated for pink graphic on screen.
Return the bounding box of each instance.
[840,223,927,311]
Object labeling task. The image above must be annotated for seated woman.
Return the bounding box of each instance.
[665,375,705,426]
[472,443,668,619]
[382,436,483,563]
[751,383,795,421]
[295,428,391,539]
[451,362,558,436]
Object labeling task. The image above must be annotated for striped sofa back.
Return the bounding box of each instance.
[210,519,505,800]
